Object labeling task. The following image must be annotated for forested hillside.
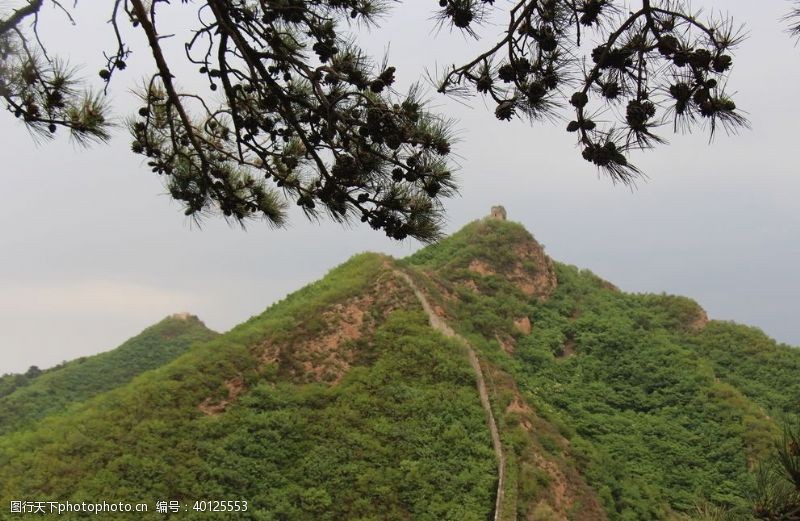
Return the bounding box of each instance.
[0,255,499,520]
[404,220,799,519]
[0,315,217,435]
[0,218,797,520]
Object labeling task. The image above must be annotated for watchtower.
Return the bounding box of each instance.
[489,205,507,221]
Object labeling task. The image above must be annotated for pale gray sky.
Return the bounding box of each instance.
[1,1,798,374]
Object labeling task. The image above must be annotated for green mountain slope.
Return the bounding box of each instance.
[686,322,800,417]
[0,314,218,435]
[0,217,797,520]
[0,254,500,520]
[402,219,798,519]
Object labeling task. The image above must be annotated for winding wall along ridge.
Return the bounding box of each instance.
[395,270,506,521]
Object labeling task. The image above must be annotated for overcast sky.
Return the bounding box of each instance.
[1,1,798,374]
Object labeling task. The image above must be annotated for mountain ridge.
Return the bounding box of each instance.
[0,314,217,436]
[0,216,797,520]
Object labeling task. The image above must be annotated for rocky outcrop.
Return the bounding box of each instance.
[511,241,557,300]
[514,316,532,335]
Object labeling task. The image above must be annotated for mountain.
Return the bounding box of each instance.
[0,215,798,520]
[0,314,217,435]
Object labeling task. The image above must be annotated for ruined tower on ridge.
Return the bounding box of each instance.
[489,206,507,221]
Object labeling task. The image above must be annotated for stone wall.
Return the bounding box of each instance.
[490,206,507,220]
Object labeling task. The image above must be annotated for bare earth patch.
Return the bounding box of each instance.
[514,316,532,335]
[495,333,516,354]
[460,279,481,294]
[300,299,366,384]
[256,272,412,385]
[689,308,710,332]
[533,457,570,518]
[469,259,495,276]
[489,367,608,521]
[465,238,557,300]
[511,243,557,299]
[256,294,369,384]
[506,394,534,416]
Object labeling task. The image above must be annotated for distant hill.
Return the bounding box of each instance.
[0,216,797,520]
[0,314,217,435]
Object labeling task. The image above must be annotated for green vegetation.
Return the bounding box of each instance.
[0,254,495,520]
[405,219,537,276]
[686,322,800,418]
[0,365,45,399]
[1,219,797,520]
[197,311,495,521]
[0,315,217,435]
[405,219,800,520]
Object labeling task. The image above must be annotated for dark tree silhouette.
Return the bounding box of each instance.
[787,1,800,38]
[434,0,747,182]
[752,421,800,520]
[0,1,768,239]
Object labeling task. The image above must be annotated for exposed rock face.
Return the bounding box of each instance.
[512,241,558,299]
[469,259,495,276]
[689,308,710,332]
[256,293,370,385]
[255,270,415,385]
[514,317,532,335]
[461,221,558,300]
[495,333,516,354]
